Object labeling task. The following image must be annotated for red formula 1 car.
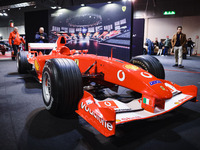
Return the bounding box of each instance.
[104,30,121,40]
[17,35,198,137]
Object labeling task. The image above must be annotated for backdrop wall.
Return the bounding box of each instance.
[49,2,132,61]
[0,25,25,39]
[145,16,200,54]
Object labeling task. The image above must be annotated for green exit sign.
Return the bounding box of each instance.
[163,11,176,15]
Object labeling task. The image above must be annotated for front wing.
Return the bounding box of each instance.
[76,84,198,137]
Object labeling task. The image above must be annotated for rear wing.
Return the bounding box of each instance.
[28,43,56,51]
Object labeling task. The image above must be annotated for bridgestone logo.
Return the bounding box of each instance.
[81,102,113,131]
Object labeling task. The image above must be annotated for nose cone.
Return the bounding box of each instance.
[153,84,173,100]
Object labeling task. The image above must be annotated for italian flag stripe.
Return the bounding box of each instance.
[143,97,150,105]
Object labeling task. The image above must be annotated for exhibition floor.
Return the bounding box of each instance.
[0,55,200,150]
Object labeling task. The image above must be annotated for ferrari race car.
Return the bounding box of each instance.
[17,35,198,137]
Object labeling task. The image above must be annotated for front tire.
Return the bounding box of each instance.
[42,58,83,116]
[130,55,165,79]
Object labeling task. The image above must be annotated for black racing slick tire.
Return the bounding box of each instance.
[2,51,5,55]
[17,51,32,74]
[130,55,165,79]
[42,58,83,116]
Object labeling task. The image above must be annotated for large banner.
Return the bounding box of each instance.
[49,1,132,61]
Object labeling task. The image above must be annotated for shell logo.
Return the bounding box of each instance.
[124,65,140,70]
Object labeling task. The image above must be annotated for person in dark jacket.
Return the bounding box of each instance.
[146,38,154,55]
[187,38,194,56]
[35,27,48,43]
[157,40,164,55]
[163,36,170,56]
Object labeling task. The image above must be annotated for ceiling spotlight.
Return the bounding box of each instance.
[0,13,3,16]
[51,6,57,9]
[19,7,21,10]
[8,9,10,11]
[58,6,61,9]
[34,6,36,8]
[107,1,112,3]
[81,4,85,7]
[3,13,8,16]
[122,0,127,2]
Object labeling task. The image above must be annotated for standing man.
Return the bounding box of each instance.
[35,27,48,43]
[163,36,170,56]
[9,27,25,59]
[171,26,187,68]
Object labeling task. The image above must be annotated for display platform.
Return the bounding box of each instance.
[0,55,200,150]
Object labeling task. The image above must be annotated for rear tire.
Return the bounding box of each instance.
[130,55,165,79]
[17,51,32,74]
[42,58,83,116]
[2,51,5,55]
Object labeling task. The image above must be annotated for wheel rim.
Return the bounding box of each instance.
[42,72,51,104]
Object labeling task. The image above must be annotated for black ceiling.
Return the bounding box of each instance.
[0,0,200,27]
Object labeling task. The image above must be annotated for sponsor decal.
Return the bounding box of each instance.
[98,101,119,109]
[34,60,40,71]
[115,60,124,63]
[121,116,141,121]
[178,95,193,103]
[164,83,180,94]
[74,59,79,66]
[160,86,165,90]
[124,64,140,70]
[86,99,93,105]
[141,72,153,78]
[81,102,113,131]
[174,96,192,105]
[117,70,125,81]
[143,97,152,105]
[149,80,162,86]
[116,119,121,123]
[174,102,180,105]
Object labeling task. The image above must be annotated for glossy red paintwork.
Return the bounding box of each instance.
[27,36,198,137]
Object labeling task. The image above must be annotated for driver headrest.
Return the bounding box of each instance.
[60,46,70,55]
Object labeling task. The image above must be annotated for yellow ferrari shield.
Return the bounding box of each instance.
[122,6,126,12]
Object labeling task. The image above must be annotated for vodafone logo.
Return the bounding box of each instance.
[117,70,125,81]
[141,72,152,78]
[81,102,113,131]
[104,101,111,106]
[98,101,119,109]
